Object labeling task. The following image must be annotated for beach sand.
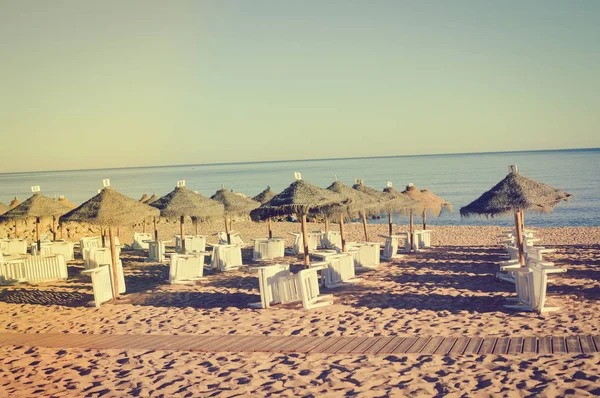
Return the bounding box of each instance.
[1,222,599,396]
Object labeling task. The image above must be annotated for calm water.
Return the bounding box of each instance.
[1,149,599,227]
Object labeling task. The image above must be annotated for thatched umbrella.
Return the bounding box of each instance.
[0,193,72,250]
[0,202,9,216]
[250,179,347,268]
[252,186,278,237]
[61,187,160,297]
[321,180,382,249]
[139,193,149,203]
[460,166,572,266]
[55,196,77,239]
[150,186,224,253]
[9,197,20,208]
[401,184,452,250]
[145,193,159,205]
[211,188,260,243]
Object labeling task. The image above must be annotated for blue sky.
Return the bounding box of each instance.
[1,0,598,172]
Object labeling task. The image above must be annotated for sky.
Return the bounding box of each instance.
[1,0,599,173]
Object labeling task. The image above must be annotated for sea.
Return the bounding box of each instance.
[1,148,599,227]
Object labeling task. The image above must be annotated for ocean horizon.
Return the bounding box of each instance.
[1,147,598,228]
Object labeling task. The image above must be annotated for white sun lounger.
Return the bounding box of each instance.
[249,263,291,309]
[175,235,207,254]
[380,234,408,260]
[218,232,245,247]
[168,252,208,284]
[288,232,321,255]
[0,239,28,255]
[311,252,360,288]
[210,243,243,271]
[320,231,342,250]
[252,237,285,261]
[82,260,126,308]
[146,240,170,263]
[0,254,67,285]
[346,242,381,271]
[132,232,152,250]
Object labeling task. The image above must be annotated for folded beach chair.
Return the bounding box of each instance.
[82,261,126,308]
[311,252,360,288]
[210,243,243,271]
[175,235,206,254]
[249,263,291,309]
[320,231,342,250]
[380,234,408,260]
[252,237,285,261]
[1,254,68,285]
[132,232,152,250]
[168,252,208,284]
[287,232,320,255]
[147,240,170,262]
[347,242,381,271]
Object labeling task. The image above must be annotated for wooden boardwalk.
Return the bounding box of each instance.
[1,333,598,356]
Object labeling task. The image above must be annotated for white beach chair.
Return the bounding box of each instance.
[347,242,381,271]
[168,252,208,284]
[311,252,359,288]
[380,234,408,260]
[249,263,291,309]
[211,243,243,271]
[296,265,334,309]
[132,232,152,250]
[252,237,285,261]
[288,232,320,255]
[86,248,112,270]
[1,239,28,255]
[320,231,342,250]
[1,254,68,285]
[175,235,207,254]
[415,230,432,249]
[82,260,126,307]
[218,232,245,247]
[147,240,170,263]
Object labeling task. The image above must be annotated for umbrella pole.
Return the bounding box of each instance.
[409,211,414,252]
[224,216,231,244]
[52,216,57,241]
[143,220,146,234]
[267,218,273,239]
[423,210,427,230]
[153,217,158,241]
[180,216,186,254]
[101,226,106,248]
[301,214,310,268]
[324,218,329,233]
[108,226,120,298]
[361,211,369,242]
[14,220,18,239]
[36,217,41,252]
[388,212,393,236]
[514,211,525,267]
[60,221,64,240]
[117,227,120,239]
[194,217,199,236]
[339,214,346,252]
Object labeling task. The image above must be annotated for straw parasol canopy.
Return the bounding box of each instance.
[57,196,77,209]
[0,202,10,216]
[460,171,571,218]
[145,193,159,205]
[354,182,420,216]
[9,197,20,208]
[0,193,73,249]
[210,189,260,218]
[61,187,160,298]
[251,179,348,267]
[252,186,277,204]
[139,193,149,203]
[400,185,451,217]
[151,186,224,253]
[322,180,381,221]
[460,166,572,266]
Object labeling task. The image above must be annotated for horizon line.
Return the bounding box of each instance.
[1,146,598,176]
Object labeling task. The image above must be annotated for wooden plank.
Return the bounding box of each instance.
[478,337,497,355]
[120,335,166,350]
[204,336,236,351]
[335,337,370,354]
[255,336,290,352]
[593,336,600,353]
[433,337,457,355]
[293,337,326,353]
[493,337,510,355]
[507,337,523,354]
[268,336,301,352]
[449,337,470,355]
[552,336,567,354]
[321,337,357,354]
[364,337,395,354]
[463,337,483,355]
[279,337,319,353]
[579,336,597,354]
[522,337,537,354]
[406,337,432,354]
[538,337,552,354]
[220,336,257,351]
[376,337,406,355]
[392,337,419,354]
[349,337,380,354]
[188,336,225,351]
[307,337,339,354]
[420,336,445,355]
[565,336,582,354]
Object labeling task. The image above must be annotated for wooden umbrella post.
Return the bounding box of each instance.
[101,226,106,248]
[14,220,18,239]
[194,217,199,236]
[36,217,41,252]
[52,216,57,241]
[180,216,186,254]
[301,214,310,268]
[153,217,158,241]
[339,214,346,252]
[515,211,525,267]
[143,220,146,234]
[388,212,393,236]
[60,221,64,240]
[267,218,273,239]
[108,226,120,298]
[224,216,231,244]
[409,211,414,252]
[423,210,427,230]
[117,226,120,239]
[361,211,369,242]
[324,218,329,233]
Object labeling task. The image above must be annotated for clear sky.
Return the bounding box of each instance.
[1,0,599,173]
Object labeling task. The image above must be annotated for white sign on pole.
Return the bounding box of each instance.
[177,180,186,187]
[31,186,41,193]
[97,189,102,193]
[102,179,110,187]
[355,179,364,185]
[408,182,414,188]
[294,172,302,180]
[509,164,518,173]
[386,181,393,188]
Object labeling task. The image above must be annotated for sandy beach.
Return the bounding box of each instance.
[1,221,599,396]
